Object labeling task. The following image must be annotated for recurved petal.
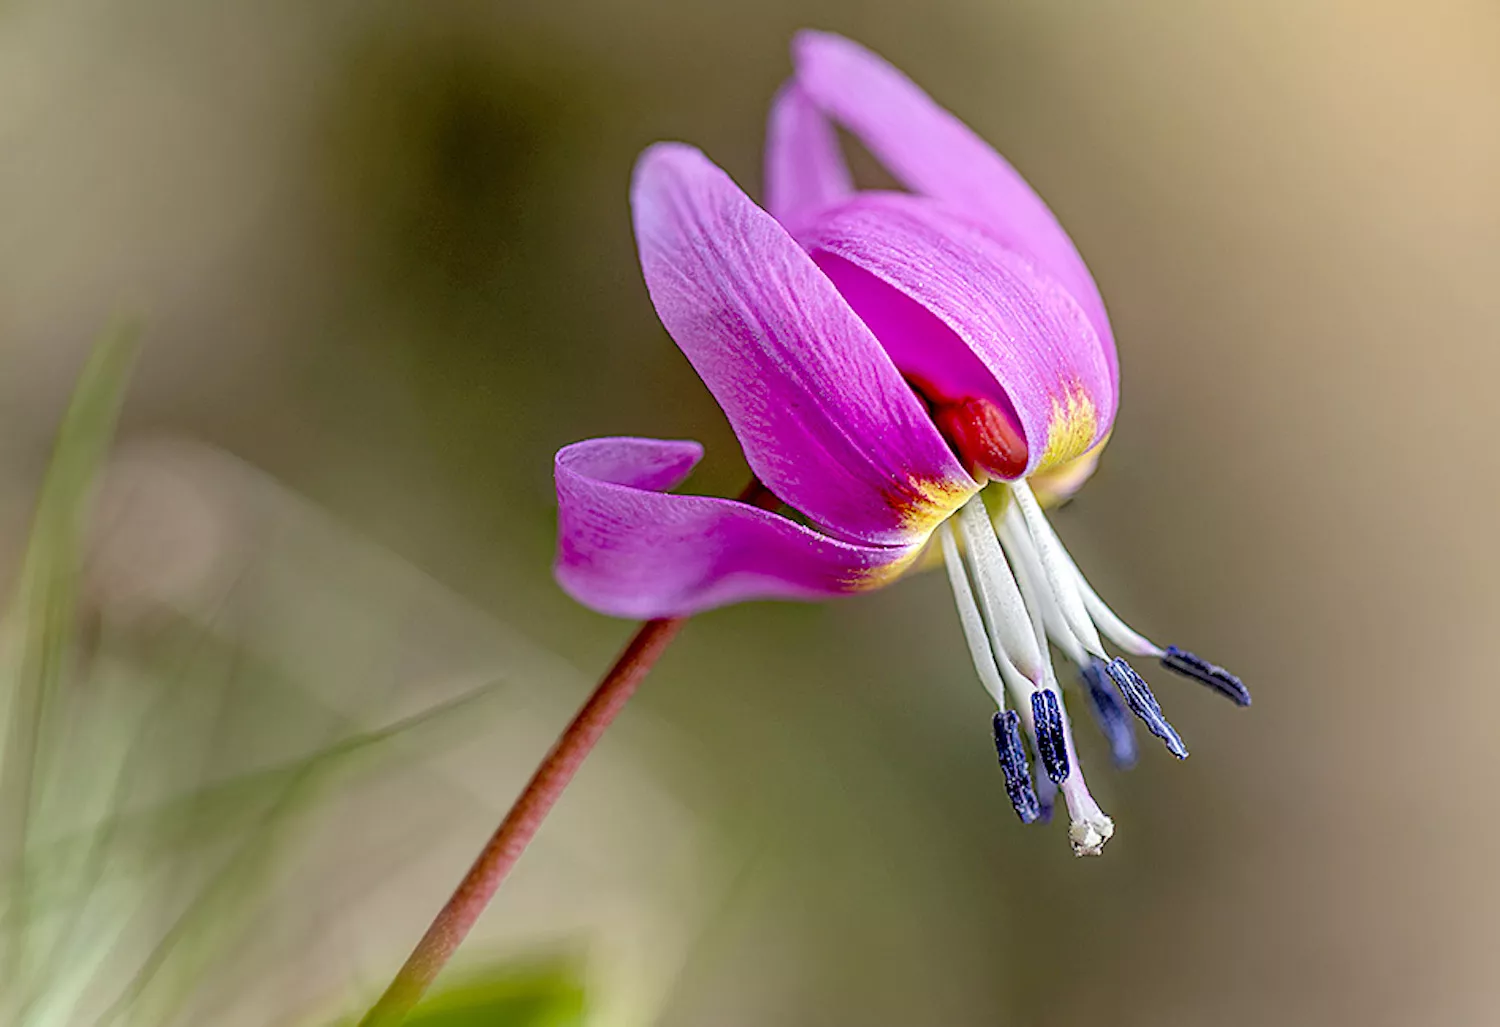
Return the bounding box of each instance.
[803,192,1114,475]
[792,30,1116,379]
[555,438,923,619]
[765,81,854,232]
[632,142,976,546]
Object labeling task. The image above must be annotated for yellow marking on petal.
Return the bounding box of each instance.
[895,475,978,536]
[1030,432,1111,508]
[1037,385,1100,473]
[843,473,979,591]
[839,544,925,593]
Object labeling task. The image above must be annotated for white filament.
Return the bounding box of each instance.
[1059,546,1164,658]
[999,500,1115,856]
[954,494,1044,685]
[1008,480,1107,659]
[939,521,1007,709]
[998,506,1089,668]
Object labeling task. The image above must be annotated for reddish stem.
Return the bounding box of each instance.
[355,617,683,1025]
[357,478,776,1025]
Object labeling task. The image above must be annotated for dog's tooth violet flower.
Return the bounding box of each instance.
[554,31,1247,856]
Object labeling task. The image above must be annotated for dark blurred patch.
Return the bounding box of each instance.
[304,17,658,558]
[320,24,577,299]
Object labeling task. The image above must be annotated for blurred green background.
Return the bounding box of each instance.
[3,1,1499,1024]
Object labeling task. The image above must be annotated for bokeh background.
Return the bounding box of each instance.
[3,1,1499,1024]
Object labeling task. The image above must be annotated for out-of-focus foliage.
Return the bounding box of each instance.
[335,959,587,1027]
[0,335,611,1026]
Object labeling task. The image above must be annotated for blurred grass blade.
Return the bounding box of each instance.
[0,322,140,1011]
[90,673,518,1027]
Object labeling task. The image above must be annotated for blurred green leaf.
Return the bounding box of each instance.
[341,958,587,1027]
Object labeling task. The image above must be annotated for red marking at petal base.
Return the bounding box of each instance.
[933,396,1029,480]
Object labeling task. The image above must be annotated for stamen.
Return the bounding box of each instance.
[1081,660,1138,768]
[1034,764,1057,824]
[991,710,1041,824]
[1057,545,1163,658]
[1104,658,1188,759]
[1030,690,1071,784]
[1002,506,1116,854]
[955,494,1044,685]
[1008,481,1107,659]
[1161,646,1252,707]
[997,507,1088,668]
[939,522,1007,708]
[1009,483,1166,664]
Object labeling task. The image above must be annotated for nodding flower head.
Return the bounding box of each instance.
[553,31,1247,856]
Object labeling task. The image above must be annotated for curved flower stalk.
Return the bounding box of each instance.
[556,31,1248,857]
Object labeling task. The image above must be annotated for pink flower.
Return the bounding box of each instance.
[554,32,1246,855]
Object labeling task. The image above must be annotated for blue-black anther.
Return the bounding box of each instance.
[1030,690,1071,784]
[1162,646,1252,707]
[1105,657,1189,759]
[991,710,1041,824]
[1034,761,1057,824]
[1081,660,1138,768]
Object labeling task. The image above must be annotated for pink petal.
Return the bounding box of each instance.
[555,438,923,618]
[764,81,854,232]
[632,142,976,547]
[792,30,1117,380]
[804,192,1114,475]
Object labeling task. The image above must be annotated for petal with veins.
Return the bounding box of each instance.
[632,143,977,545]
[555,438,923,619]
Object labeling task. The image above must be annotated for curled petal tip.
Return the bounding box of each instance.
[554,437,922,618]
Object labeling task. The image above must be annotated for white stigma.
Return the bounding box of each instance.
[1068,808,1117,857]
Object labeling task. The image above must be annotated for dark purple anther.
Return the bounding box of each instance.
[1030,690,1071,784]
[1105,657,1189,759]
[1034,760,1057,824]
[1081,660,1138,768]
[991,710,1041,824]
[1162,646,1251,707]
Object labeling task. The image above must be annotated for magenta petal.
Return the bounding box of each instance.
[804,193,1114,474]
[765,81,854,232]
[631,142,976,546]
[555,438,923,618]
[792,30,1116,379]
